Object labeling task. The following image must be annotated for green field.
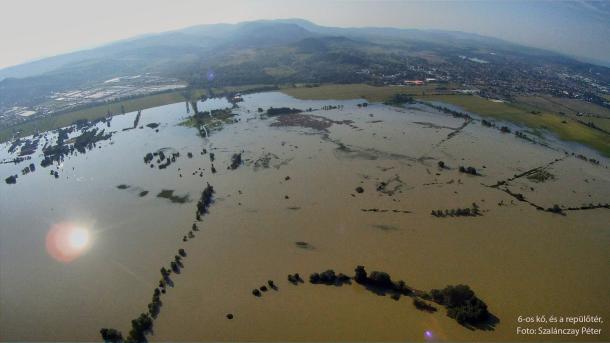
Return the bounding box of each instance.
[281,83,449,102]
[418,94,610,157]
[283,84,610,157]
[516,95,610,118]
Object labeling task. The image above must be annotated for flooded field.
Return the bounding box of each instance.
[1,91,609,341]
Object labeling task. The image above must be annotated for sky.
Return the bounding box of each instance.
[1,0,609,69]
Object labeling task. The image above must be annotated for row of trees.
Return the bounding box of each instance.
[101,180,217,342]
[431,203,481,217]
[429,285,490,326]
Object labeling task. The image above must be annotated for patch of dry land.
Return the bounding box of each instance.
[0,90,609,341]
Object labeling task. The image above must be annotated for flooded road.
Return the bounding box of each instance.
[1,92,609,341]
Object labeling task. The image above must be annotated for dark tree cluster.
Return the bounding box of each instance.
[111,247,190,342]
[40,140,71,167]
[546,204,564,214]
[357,102,368,107]
[481,119,495,127]
[266,107,302,116]
[99,328,123,343]
[143,149,180,169]
[126,313,153,343]
[500,126,511,133]
[413,298,437,312]
[384,93,415,106]
[574,153,600,165]
[429,284,490,326]
[99,312,153,343]
[196,183,215,219]
[287,273,304,285]
[431,203,481,217]
[148,288,162,319]
[132,110,142,129]
[353,265,412,295]
[18,138,39,156]
[144,152,154,164]
[228,153,242,170]
[250,279,279,297]
[72,128,112,154]
[309,269,351,286]
[170,260,181,274]
[4,175,17,184]
[459,166,478,175]
[420,102,472,120]
[321,104,343,110]
[8,138,24,154]
[21,162,36,175]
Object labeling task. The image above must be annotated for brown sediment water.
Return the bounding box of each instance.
[0,92,608,341]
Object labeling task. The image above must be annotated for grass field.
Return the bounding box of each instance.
[516,95,610,118]
[418,94,610,157]
[282,84,609,157]
[281,83,449,102]
[579,117,610,132]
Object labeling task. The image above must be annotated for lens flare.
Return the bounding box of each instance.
[46,222,92,262]
[424,330,434,340]
[207,69,215,81]
[68,228,89,250]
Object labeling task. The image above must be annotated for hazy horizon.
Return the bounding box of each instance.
[1,0,609,70]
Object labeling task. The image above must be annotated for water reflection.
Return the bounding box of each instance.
[46,222,92,262]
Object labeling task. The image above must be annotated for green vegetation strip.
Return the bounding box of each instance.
[281,83,446,102]
[281,84,609,156]
[417,94,610,157]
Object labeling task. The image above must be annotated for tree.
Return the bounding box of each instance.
[100,328,123,343]
[354,265,367,284]
[127,313,153,342]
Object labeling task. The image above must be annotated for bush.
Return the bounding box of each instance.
[127,313,153,342]
[384,93,415,106]
[100,328,123,343]
[429,285,489,325]
[354,265,367,284]
[266,107,302,116]
[309,269,350,285]
[368,271,394,289]
[413,298,437,312]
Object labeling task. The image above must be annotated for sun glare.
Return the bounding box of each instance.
[68,228,90,250]
[46,222,92,262]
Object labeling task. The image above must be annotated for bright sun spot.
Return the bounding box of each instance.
[46,222,93,262]
[68,228,89,250]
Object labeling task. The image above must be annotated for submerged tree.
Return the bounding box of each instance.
[100,328,123,343]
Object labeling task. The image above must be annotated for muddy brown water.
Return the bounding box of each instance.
[1,92,609,341]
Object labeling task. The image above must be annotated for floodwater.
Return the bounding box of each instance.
[1,91,609,341]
